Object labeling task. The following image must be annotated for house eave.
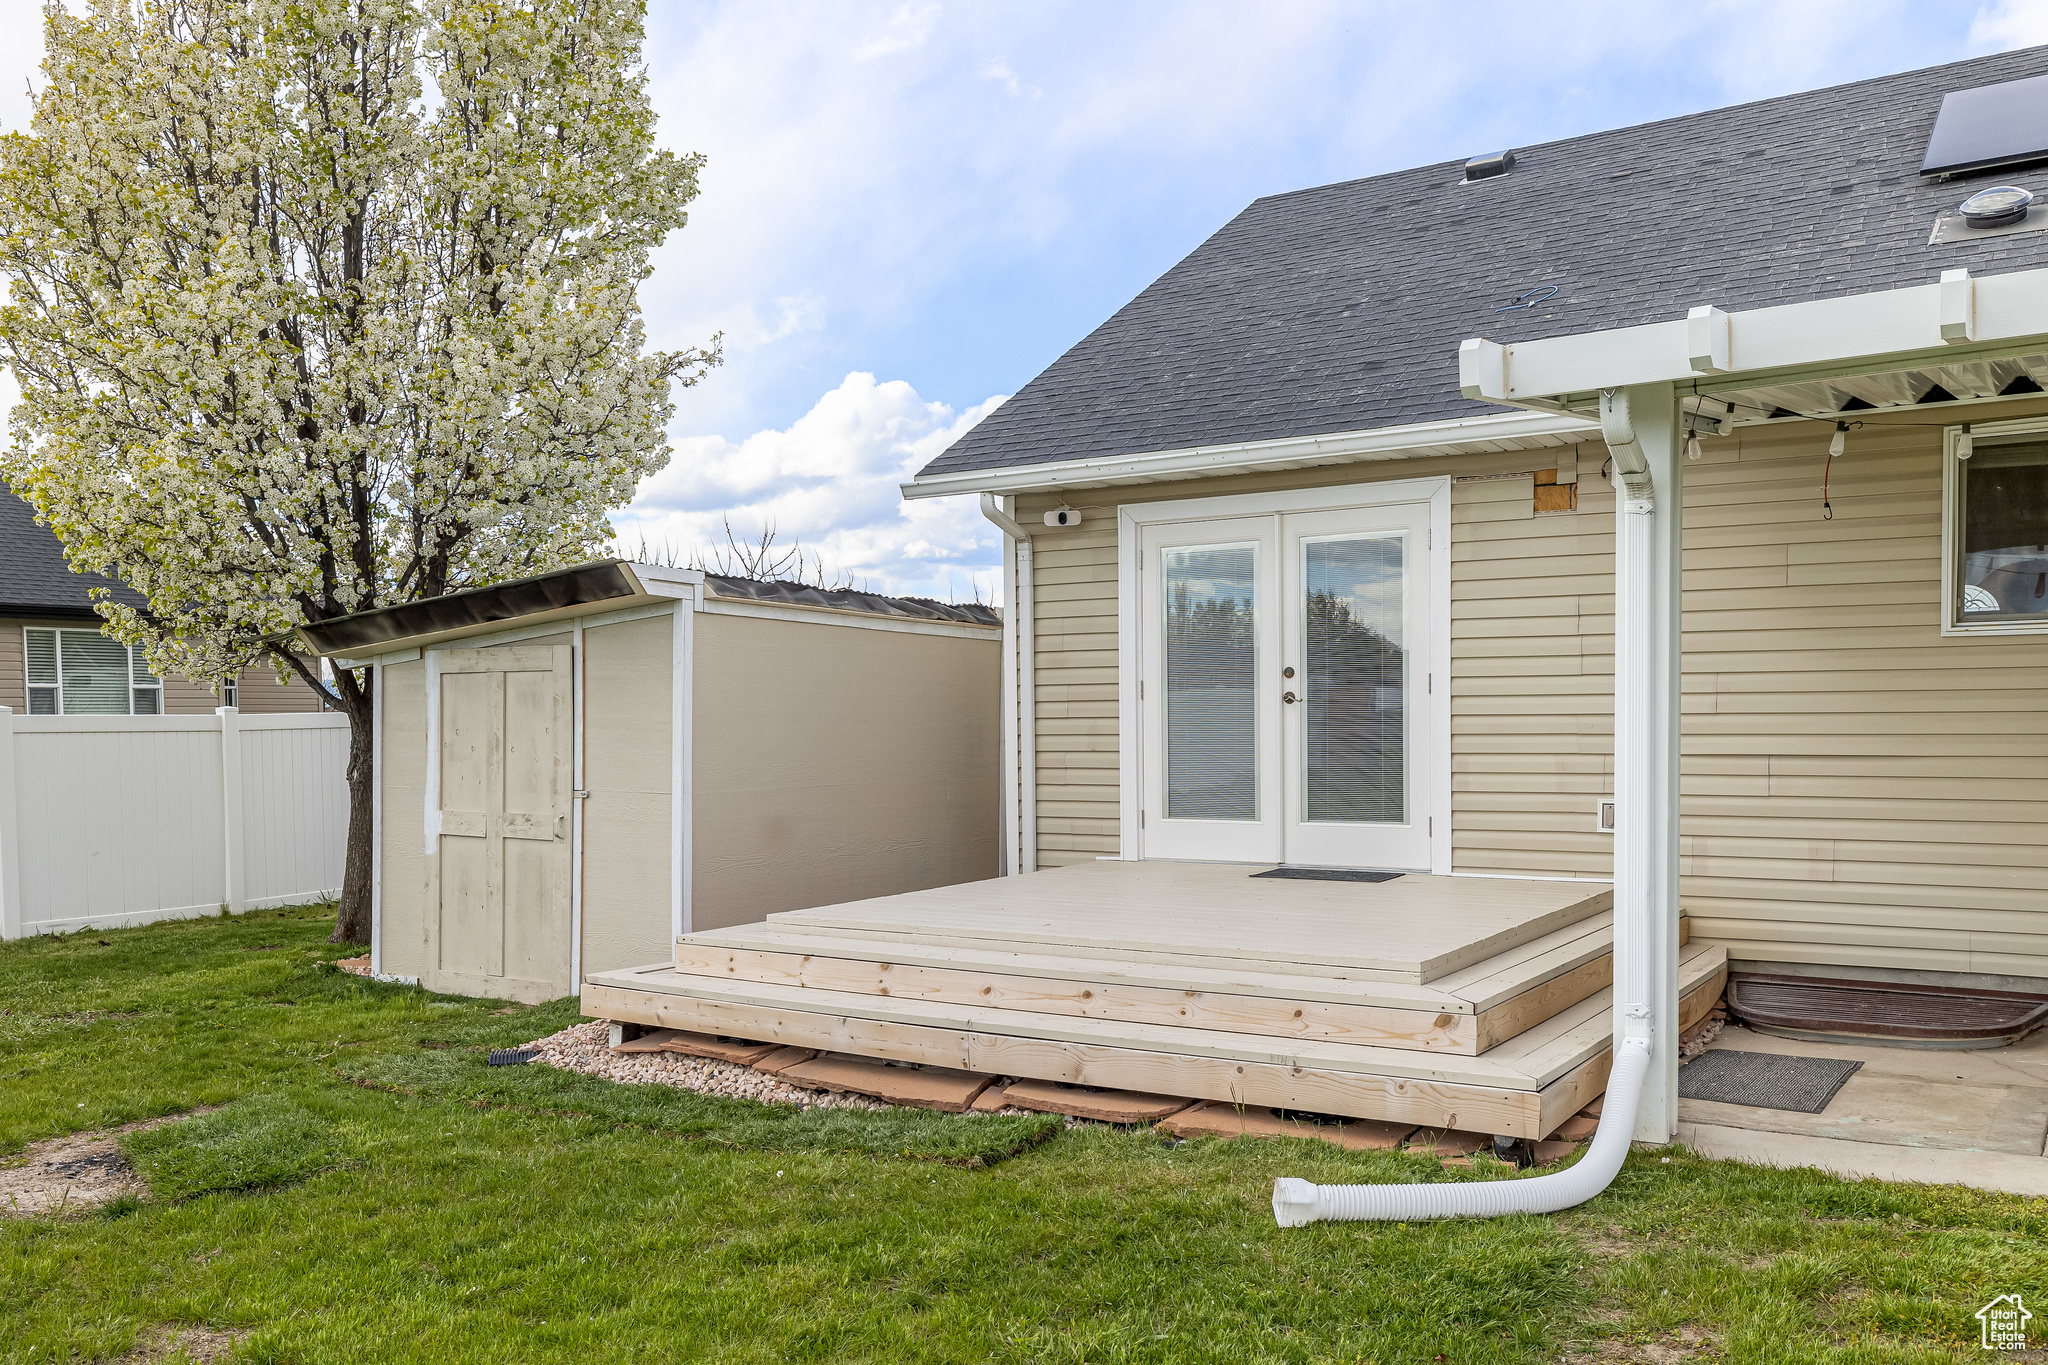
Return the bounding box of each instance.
[900,408,1601,500]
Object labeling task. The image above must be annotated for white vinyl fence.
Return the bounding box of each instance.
[0,707,350,938]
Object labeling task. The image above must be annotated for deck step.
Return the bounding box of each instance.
[672,916,1689,1057]
[582,945,1727,1139]
[759,860,1611,984]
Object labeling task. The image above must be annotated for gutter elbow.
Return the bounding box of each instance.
[1600,389,1655,513]
[980,492,1028,541]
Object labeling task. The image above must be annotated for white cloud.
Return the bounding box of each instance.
[1971,0,2048,47]
[978,57,1039,101]
[851,4,942,62]
[613,372,1008,602]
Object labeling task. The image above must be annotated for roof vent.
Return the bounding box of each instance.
[1922,72,2048,176]
[1463,150,1515,183]
[1959,185,2033,228]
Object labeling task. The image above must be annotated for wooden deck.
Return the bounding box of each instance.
[584,861,1728,1138]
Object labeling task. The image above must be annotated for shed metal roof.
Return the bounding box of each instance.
[705,575,1000,627]
[918,47,2048,482]
[300,560,1000,659]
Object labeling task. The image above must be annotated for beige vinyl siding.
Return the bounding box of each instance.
[222,668,325,714]
[1678,409,2048,979]
[0,623,22,713]
[0,620,323,715]
[1451,472,1616,879]
[1031,526,1121,866]
[1016,444,1593,870]
[1015,395,2048,979]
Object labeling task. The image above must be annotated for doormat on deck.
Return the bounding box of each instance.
[1252,867,1403,884]
[1677,1049,1862,1113]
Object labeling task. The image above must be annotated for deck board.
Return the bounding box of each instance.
[582,950,1726,1138]
[585,944,1725,1093]
[768,861,1611,983]
[582,861,1726,1137]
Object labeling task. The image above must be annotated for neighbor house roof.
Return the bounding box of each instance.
[0,488,148,621]
[918,46,2048,481]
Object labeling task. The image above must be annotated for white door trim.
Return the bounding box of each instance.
[1116,477,1452,873]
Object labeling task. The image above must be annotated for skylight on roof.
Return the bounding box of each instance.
[1922,71,2048,176]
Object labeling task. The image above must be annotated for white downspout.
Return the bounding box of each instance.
[981,494,1035,876]
[1274,384,1680,1224]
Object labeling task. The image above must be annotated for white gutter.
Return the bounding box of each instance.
[1276,1016,1652,1223]
[980,494,1036,875]
[910,410,1596,499]
[1276,382,1680,1225]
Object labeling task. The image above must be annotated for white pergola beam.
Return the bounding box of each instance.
[1490,264,2048,401]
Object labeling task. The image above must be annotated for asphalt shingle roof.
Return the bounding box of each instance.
[921,47,2048,480]
[0,488,146,620]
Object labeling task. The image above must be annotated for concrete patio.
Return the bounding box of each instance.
[1678,1023,2048,1197]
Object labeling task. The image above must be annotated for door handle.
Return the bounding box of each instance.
[555,814,567,840]
[1283,691,1298,704]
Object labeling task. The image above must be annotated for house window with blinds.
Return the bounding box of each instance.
[23,628,163,714]
[1949,424,2048,633]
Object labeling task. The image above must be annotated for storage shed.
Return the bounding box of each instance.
[300,561,1002,1002]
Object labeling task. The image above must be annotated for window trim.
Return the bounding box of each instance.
[1942,416,2048,637]
[20,625,166,714]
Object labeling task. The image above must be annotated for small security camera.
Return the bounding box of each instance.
[1045,506,1082,528]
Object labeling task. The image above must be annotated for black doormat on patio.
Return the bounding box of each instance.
[1252,867,1403,884]
[1677,1049,1862,1113]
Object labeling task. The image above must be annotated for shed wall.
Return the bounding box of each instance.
[1014,398,2048,980]
[579,612,674,975]
[690,610,1001,932]
[377,656,429,979]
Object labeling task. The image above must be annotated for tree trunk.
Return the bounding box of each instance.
[332,676,375,945]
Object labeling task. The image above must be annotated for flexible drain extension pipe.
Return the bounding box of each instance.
[1272,1007,1652,1225]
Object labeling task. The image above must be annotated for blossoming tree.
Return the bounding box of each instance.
[0,0,712,942]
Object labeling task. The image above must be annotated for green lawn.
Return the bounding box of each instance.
[2,908,2042,1363]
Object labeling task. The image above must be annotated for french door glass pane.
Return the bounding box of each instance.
[1162,543,1257,820]
[58,631,133,715]
[1303,533,1406,823]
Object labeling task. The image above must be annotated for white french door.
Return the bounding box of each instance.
[1133,491,1441,871]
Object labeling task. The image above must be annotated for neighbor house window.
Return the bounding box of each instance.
[22,627,163,714]
[221,677,238,709]
[1948,424,2048,633]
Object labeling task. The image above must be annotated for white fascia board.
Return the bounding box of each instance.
[899,408,1597,500]
[621,562,705,598]
[1498,264,2048,401]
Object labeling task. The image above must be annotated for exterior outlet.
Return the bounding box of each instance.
[1595,798,1617,833]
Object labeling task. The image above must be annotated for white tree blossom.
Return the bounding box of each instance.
[0,0,713,941]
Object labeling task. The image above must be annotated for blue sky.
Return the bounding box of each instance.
[5,1,2047,601]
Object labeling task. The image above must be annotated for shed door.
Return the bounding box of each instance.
[427,645,573,1002]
